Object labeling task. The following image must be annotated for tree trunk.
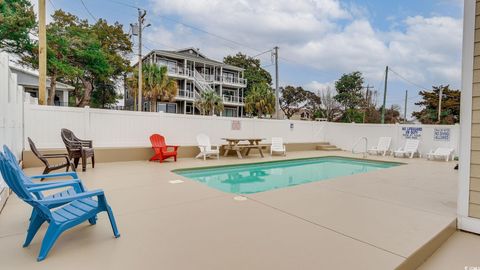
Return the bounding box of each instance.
[150,96,156,112]
[77,78,93,107]
[47,73,57,106]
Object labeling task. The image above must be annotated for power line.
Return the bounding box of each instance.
[104,0,143,10]
[48,0,57,10]
[388,67,431,91]
[80,0,97,21]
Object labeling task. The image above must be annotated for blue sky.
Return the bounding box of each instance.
[37,0,463,118]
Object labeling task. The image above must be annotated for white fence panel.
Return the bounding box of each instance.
[0,53,24,204]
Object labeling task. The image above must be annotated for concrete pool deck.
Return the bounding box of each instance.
[0,150,468,269]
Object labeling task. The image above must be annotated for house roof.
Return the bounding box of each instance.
[141,47,245,72]
[9,66,75,91]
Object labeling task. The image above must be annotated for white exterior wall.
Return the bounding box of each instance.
[323,122,460,156]
[0,53,25,206]
[24,104,459,157]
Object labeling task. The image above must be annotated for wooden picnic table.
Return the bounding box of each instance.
[221,138,265,159]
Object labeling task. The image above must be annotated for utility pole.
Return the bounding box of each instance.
[38,0,47,105]
[404,90,408,124]
[132,9,149,112]
[438,86,443,123]
[381,66,389,124]
[273,46,280,119]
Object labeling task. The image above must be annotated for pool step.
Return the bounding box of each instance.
[316,142,342,151]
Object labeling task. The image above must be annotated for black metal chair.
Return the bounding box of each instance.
[28,137,73,180]
[60,129,95,172]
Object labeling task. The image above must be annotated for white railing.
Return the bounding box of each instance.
[216,75,247,86]
[352,136,368,158]
[222,95,244,104]
[193,70,214,94]
[177,89,195,99]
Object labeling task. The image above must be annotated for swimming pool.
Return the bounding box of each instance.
[174,157,401,194]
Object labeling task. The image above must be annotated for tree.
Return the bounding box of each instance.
[143,64,178,111]
[245,83,276,118]
[0,0,35,55]
[279,86,307,119]
[22,11,83,105]
[318,87,341,121]
[379,104,402,124]
[334,71,365,122]
[224,52,272,95]
[412,85,460,124]
[304,90,322,120]
[91,79,119,108]
[194,90,224,115]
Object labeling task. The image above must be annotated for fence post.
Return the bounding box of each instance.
[84,106,91,139]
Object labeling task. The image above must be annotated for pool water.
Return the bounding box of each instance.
[174,157,401,194]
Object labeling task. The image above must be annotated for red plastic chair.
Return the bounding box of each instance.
[149,134,179,163]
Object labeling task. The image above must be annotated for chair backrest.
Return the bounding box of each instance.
[377,137,392,151]
[434,147,453,155]
[28,137,48,166]
[196,134,212,151]
[404,139,420,152]
[0,153,52,220]
[150,134,167,151]
[271,137,284,148]
[3,145,34,185]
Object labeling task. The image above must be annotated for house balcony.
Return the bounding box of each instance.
[164,65,193,78]
[216,75,247,87]
[177,89,195,100]
[222,95,245,106]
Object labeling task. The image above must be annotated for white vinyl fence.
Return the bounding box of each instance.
[24,104,460,157]
[0,53,24,203]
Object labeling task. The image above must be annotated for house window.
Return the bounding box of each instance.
[157,59,178,74]
[157,102,177,113]
[224,108,237,117]
[186,104,193,114]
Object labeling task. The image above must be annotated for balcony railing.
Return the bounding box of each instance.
[216,75,247,86]
[177,89,195,99]
[222,95,244,104]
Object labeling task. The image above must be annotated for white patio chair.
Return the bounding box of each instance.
[270,137,286,156]
[393,139,420,158]
[367,137,392,156]
[195,134,220,160]
[427,147,454,161]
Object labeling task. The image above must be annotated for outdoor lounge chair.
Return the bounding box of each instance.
[0,151,119,262]
[427,147,454,161]
[367,137,392,156]
[270,137,286,156]
[149,134,178,162]
[195,134,219,160]
[3,145,85,207]
[61,128,95,172]
[28,137,74,179]
[393,139,420,158]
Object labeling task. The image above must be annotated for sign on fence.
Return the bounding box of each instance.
[402,127,423,139]
[231,120,241,130]
[434,128,450,141]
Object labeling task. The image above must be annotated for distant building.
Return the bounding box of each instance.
[126,48,247,117]
[10,66,74,106]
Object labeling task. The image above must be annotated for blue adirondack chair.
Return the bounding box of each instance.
[0,152,120,261]
[3,146,86,206]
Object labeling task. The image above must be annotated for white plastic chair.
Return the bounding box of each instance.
[393,139,420,158]
[270,137,286,156]
[367,137,392,156]
[427,147,454,161]
[195,134,220,160]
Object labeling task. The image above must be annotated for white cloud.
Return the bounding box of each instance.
[147,0,462,89]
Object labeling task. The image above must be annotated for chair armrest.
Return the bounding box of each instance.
[79,140,93,148]
[26,179,84,193]
[40,189,104,206]
[31,171,79,180]
[43,153,69,158]
[167,145,179,151]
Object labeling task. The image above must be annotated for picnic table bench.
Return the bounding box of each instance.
[221,138,266,159]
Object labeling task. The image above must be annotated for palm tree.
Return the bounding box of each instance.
[245,83,275,117]
[142,64,178,112]
[194,90,224,115]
